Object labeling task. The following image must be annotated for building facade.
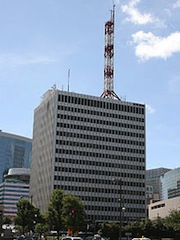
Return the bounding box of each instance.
[148,196,180,220]
[160,167,180,200]
[0,131,32,182]
[30,89,146,224]
[0,168,30,217]
[146,168,171,204]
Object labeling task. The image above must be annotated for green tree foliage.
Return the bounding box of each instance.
[62,193,86,236]
[3,216,12,225]
[14,199,41,235]
[35,213,48,238]
[46,190,86,237]
[35,223,48,238]
[123,217,167,239]
[47,189,64,239]
[152,216,168,238]
[98,222,119,240]
[122,210,180,239]
[164,210,180,238]
[165,209,180,230]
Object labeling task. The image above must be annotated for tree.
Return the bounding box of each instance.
[3,216,12,225]
[35,213,49,239]
[35,223,48,239]
[122,210,180,239]
[164,210,180,238]
[47,189,64,240]
[62,193,86,236]
[99,222,119,240]
[14,199,41,235]
[123,220,142,238]
[142,218,155,237]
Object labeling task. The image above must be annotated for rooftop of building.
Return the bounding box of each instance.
[4,168,30,182]
[0,130,32,142]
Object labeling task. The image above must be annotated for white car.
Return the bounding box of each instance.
[132,238,151,240]
[61,237,83,240]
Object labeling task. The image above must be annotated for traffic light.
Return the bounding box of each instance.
[69,209,75,215]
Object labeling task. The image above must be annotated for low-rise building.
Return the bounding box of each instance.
[148,196,180,220]
[0,168,30,217]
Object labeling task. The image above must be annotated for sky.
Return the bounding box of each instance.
[0,0,180,170]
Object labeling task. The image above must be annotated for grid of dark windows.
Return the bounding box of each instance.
[57,105,144,123]
[54,175,145,187]
[54,168,144,179]
[55,148,145,157]
[56,139,145,149]
[54,159,145,171]
[54,92,146,223]
[58,94,145,115]
[53,186,145,207]
[57,121,144,134]
[57,129,144,139]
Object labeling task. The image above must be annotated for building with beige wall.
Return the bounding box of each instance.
[148,196,180,220]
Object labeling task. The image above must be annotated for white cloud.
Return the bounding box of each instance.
[146,104,155,114]
[121,0,157,25]
[173,0,180,8]
[132,31,180,61]
[164,8,172,18]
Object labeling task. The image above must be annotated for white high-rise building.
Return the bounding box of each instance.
[30,89,146,224]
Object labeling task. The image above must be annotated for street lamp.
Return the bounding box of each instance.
[121,207,126,229]
[112,178,123,240]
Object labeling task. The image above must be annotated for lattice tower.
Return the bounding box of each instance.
[101,5,120,100]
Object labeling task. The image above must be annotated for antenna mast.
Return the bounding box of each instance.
[101,5,120,100]
[68,69,70,92]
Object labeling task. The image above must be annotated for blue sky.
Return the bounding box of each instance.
[0,0,180,170]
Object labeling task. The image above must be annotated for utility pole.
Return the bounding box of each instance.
[113,178,123,240]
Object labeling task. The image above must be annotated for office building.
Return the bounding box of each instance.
[160,167,180,200]
[146,168,171,204]
[30,88,146,223]
[0,131,32,182]
[0,168,30,217]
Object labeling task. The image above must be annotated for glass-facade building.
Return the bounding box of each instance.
[161,167,180,200]
[30,89,146,224]
[146,168,171,194]
[146,168,171,203]
[0,131,32,182]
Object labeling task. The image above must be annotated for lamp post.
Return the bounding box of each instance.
[112,178,123,240]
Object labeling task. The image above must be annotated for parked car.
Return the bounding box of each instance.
[92,234,107,240]
[132,238,151,240]
[85,236,93,240]
[61,237,83,240]
[77,232,93,240]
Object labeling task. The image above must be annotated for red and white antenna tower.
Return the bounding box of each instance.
[101,5,120,100]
